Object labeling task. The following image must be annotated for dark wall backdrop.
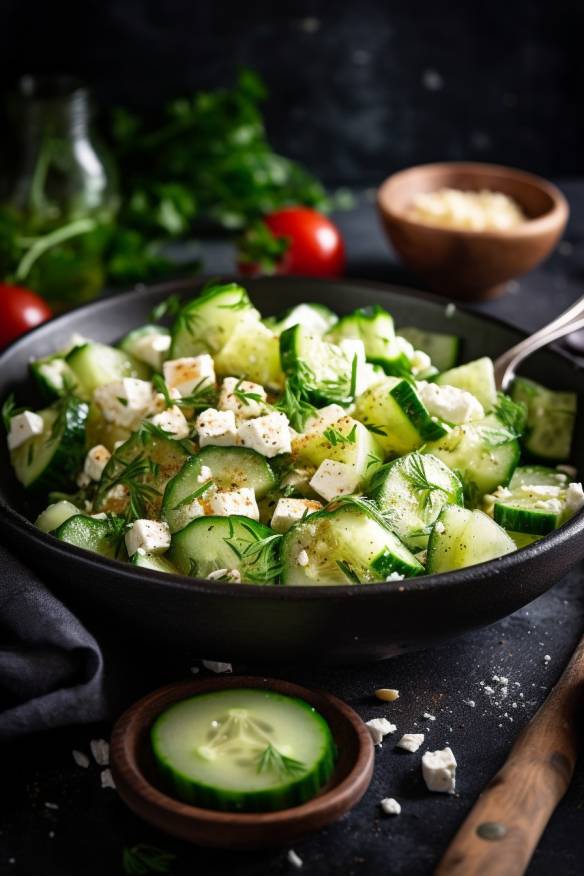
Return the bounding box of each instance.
[1,0,582,185]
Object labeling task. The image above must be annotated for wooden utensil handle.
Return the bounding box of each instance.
[436,636,584,876]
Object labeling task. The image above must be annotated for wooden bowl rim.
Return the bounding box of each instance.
[377,161,569,240]
[110,675,374,834]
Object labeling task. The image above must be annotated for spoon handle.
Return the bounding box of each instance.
[494,294,584,390]
[435,635,584,876]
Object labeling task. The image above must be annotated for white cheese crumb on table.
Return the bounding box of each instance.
[422,746,457,794]
[202,660,233,674]
[380,797,401,816]
[90,738,110,766]
[100,768,116,790]
[287,849,303,869]
[365,717,397,746]
[72,750,90,768]
[396,733,425,753]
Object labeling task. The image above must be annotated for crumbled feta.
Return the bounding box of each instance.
[566,482,584,513]
[271,498,323,533]
[7,410,44,450]
[423,712,436,721]
[207,568,241,583]
[396,733,425,753]
[202,660,232,673]
[76,471,92,488]
[385,571,405,582]
[197,465,213,483]
[83,445,111,481]
[100,768,116,790]
[94,378,153,429]
[132,332,171,369]
[520,484,562,497]
[90,738,110,766]
[196,408,238,447]
[410,349,432,376]
[163,355,215,397]
[237,412,291,457]
[417,382,484,424]
[208,487,259,521]
[149,405,190,440]
[91,513,108,520]
[218,377,267,419]
[304,404,346,434]
[39,359,69,392]
[493,485,512,499]
[380,797,401,816]
[422,746,457,794]
[365,717,397,746]
[125,519,171,556]
[72,750,90,768]
[534,498,562,512]
[309,459,360,502]
[287,850,303,869]
[296,549,310,567]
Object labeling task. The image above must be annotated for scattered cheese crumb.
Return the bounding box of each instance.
[297,549,310,567]
[544,654,551,663]
[72,750,90,768]
[202,660,233,674]
[44,802,59,810]
[423,712,436,721]
[463,699,476,708]
[385,571,405,582]
[365,717,397,746]
[287,849,303,869]
[422,746,457,794]
[100,768,116,790]
[90,739,110,766]
[189,666,200,674]
[396,733,424,753]
[380,797,401,816]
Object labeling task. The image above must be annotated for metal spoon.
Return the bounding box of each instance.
[494,294,584,391]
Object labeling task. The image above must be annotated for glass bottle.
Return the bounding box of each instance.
[4,76,119,310]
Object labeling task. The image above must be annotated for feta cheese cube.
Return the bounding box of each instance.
[396,733,425,753]
[208,487,259,521]
[566,482,584,513]
[309,459,360,502]
[7,410,44,450]
[196,409,238,447]
[304,404,346,434]
[417,381,484,424]
[380,797,401,816]
[94,379,153,429]
[163,355,215,397]
[197,465,213,483]
[125,519,171,556]
[207,568,242,583]
[271,498,323,533]
[38,359,69,392]
[421,746,457,794]
[237,412,291,458]
[365,717,397,746]
[132,332,171,369]
[218,377,267,419]
[149,406,190,440]
[83,445,111,481]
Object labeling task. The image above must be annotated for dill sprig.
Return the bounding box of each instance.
[336,559,362,584]
[223,519,283,582]
[171,479,213,510]
[232,378,265,407]
[102,452,161,521]
[150,293,182,323]
[365,422,388,437]
[275,378,317,432]
[122,843,176,875]
[401,453,448,509]
[1,394,24,431]
[256,743,306,778]
[152,374,217,414]
[493,393,527,437]
[323,424,357,447]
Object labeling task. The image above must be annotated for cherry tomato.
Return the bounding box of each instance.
[239,208,346,278]
[0,284,53,348]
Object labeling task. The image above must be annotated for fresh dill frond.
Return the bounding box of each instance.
[255,743,306,777]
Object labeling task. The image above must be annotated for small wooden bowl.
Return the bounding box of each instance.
[110,676,374,849]
[377,161,569,300]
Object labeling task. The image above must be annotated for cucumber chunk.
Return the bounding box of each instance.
[168,516,281,583]
[280,324,358,406]
[214,320,284,390]
[67,342,150,399]
[281,501,423,585]
[292,415,384,484]
[93,425,191,518]
[162,447,277,533]
[398,327,460,372]
[325,305,410,376]
[435,357,497,411]
[170,283,260,359]
[354,377,449,457]
[132,552,179,574]
[35,500,80,533]
[265,303,338,336]
[371,452,464,550]
[427,505,515,573]
[151,689,336,812]
[492,466,571,535]
[511,377,577,461]
[54,514,127,560]
[118,324,170,370]
[10,397,89,491]
[509,465,570,490]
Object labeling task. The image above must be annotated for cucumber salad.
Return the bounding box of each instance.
[4,282,583,585]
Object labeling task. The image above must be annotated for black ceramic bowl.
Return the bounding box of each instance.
[1,277,583,664]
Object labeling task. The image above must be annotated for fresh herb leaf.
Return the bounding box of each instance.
[493,393,527,437]
[150,293,182,323]
[256,743,306,778]
[366,451,383,471]
[171,479,213,510]
[336,559,362,584]
[122,843,176,875]
[101,452,161,521]
[237,220,290,273]
[222,520,282,582]
[275,379,317,432]
[365,423,388,437]
[401,453,448,509]
[1,394,24,432]
[232,379,265,407]
[323,424,357,447]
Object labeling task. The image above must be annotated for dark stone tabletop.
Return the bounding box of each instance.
[2,182,584,876]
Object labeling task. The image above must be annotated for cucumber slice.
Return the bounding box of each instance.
[35,500,80,533]
[93,425,191,518]
[435,357,497,411]
[132,552,179,574]
[280,324,357,406]
[511,377,577,461]
[371,452,464,550]
[398,327,460,372]
[168,516,281,583]
[427,505,515,573]
[162,447,277,533]
[54,514,126,560]
[10,397,89,491]
[151,688,336,812]
[508,531,542,549]
[325,305,410,376]
[354,377,449,457]
[67,342,150,399]
[170,283,260,359]
[265,303,338,336]
[292,416,384,484]
[30,355,79,400]
[118,324,170,370]
[492,466,571,535]
[214,320,284,390]
[84,402,132,452]
[509,465,569,490]
[281,501,423,585]
[423,411,520,504]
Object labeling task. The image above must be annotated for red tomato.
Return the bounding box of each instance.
[0,284,53,348]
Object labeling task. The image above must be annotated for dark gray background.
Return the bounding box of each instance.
[0,0,583,183]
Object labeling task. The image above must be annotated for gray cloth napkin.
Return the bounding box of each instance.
[0,543,107,740]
